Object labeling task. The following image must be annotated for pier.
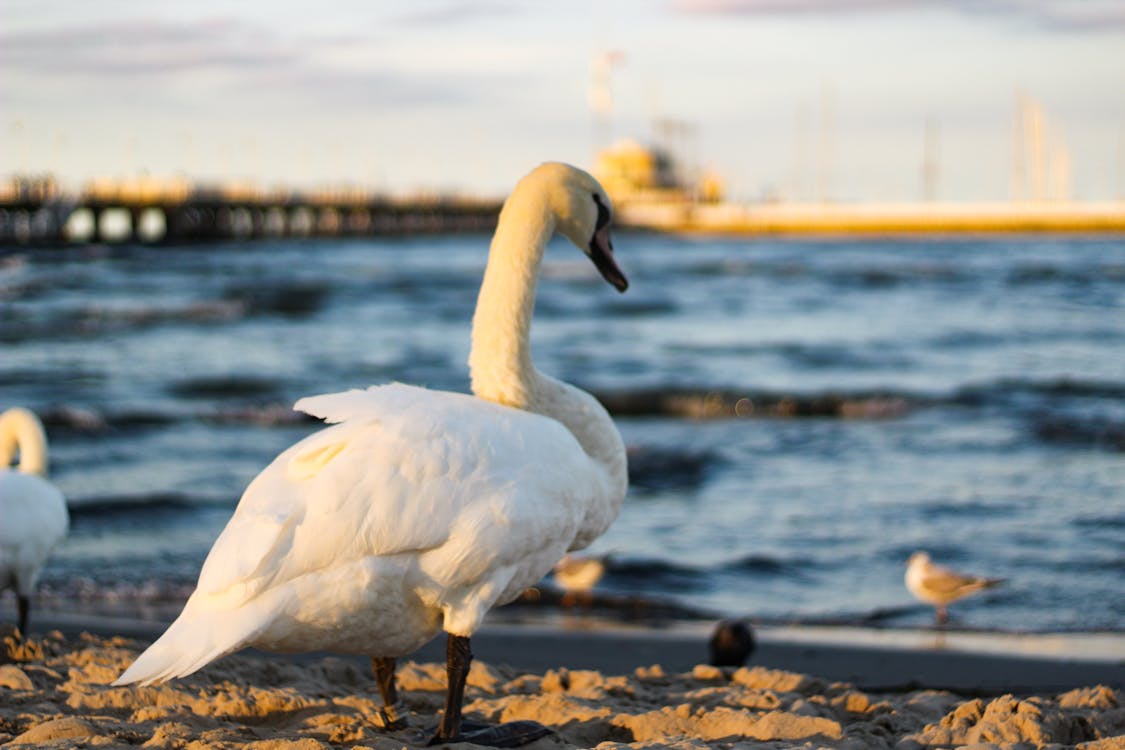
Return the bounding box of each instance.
[0,177,502,245]
[3,174,1124,246]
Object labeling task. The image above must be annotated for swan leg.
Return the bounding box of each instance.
[371,656,407,729]
[428,634,553,748]
[430,633,471,744]
[936,605,948,627]
[16,595,30,639]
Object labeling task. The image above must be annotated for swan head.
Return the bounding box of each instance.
[535,162,628,293]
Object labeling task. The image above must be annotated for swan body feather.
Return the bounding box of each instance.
[115,162,629,688]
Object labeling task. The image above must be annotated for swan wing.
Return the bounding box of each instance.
[192,383,592,608]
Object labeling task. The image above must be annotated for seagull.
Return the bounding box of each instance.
[0,407,70,638]
[552,554,607,607]
[113,162,630,747]
[905,551,1003,625]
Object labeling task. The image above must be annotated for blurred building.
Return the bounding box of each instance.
[0,174,61,202]
[594,139,724,207]
[593,139,725,229]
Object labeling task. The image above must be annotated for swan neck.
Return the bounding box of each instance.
[467,169,628,509]
[0,408,49,476]
[468,190,553,408]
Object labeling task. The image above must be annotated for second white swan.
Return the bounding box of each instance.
[114,162,630,746]
[0,407,70,638]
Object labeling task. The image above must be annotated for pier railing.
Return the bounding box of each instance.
[0,190,503,245]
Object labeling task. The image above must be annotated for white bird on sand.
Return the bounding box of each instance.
[114,162,630,747]
[0,407,70,638]
[553,554,607,607]
[905,551,1003,625]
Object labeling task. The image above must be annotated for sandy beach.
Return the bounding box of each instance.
[2,621,1122,749]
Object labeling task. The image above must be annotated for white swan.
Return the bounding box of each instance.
[0,407,70,638]
[114,162,630,746]
[905,551,1003,625]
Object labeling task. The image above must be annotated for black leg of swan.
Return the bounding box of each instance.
[427,634,552,748]
[16,595,30,640]
[371,656,407,729]
[430,634,472,744]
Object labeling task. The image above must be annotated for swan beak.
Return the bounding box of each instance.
[588,225,628,293]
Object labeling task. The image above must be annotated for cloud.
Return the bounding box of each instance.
[671,0,916,15]
[391,2,520,27]
[0,18,307,75]
[669,0,1125,30]
[0,16,476,109]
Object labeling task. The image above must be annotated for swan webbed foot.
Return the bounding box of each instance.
[427,719,553,747]
[426,634,553,745]
[374,702,409,730]
[370,656,408,729]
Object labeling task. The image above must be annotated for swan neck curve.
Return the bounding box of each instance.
[469,180,553,409]
[0,408,49,476]
[468,169,628,506]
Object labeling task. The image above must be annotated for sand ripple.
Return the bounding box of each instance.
[1,631,1122,749]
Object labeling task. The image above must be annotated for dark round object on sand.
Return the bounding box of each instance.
[708,619,755,667]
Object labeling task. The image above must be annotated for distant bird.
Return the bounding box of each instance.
[553,554,607,607]
[905,551,1004,625]
[113,163,630,748]
[708,620,755,667]
[0,407,70,638]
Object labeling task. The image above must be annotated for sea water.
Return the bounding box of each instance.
[1,234,1122,632]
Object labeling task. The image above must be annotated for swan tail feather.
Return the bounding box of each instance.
[113,605,267,686]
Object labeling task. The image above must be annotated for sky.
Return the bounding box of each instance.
[2,0,1124,202]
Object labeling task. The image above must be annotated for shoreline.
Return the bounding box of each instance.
[15,608,1124,694]
[2,625,1122,749]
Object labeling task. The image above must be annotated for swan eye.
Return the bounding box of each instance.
[592,193,611,231]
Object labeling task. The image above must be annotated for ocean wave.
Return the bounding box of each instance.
[39,405,177,433]
[67,491,231,514]
[0,299,246,343]
[954,376,1125,404]
[916,499,1024,520]
[597,297,679,317]
[40,405,110,432]
[722,553,817,576]
[601,556,710,591]
[169,374,284,400]
[202,404,313,427]
[601,553,815,591]
[30,400,322,432]
[1032,415,1125,452]
[37,577,196,604]
[1072,514,1125,530]
[221,279,331,317]
[666,340,915,370]
[1006,263,1125,286]
[0,368,106,389]
[595,387,915,420]
[626,445,721,492]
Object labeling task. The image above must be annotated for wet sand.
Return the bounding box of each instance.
[2,619,1122,749]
